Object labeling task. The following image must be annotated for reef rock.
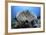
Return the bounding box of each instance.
[14,10,40,28]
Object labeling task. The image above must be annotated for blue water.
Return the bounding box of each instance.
[11,6,40,18]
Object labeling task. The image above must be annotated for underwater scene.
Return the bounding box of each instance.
[11,6,41,29]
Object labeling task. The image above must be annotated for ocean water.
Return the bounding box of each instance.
[11,6,40,18]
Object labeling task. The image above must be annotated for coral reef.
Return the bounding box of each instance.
[11,10,40,29]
